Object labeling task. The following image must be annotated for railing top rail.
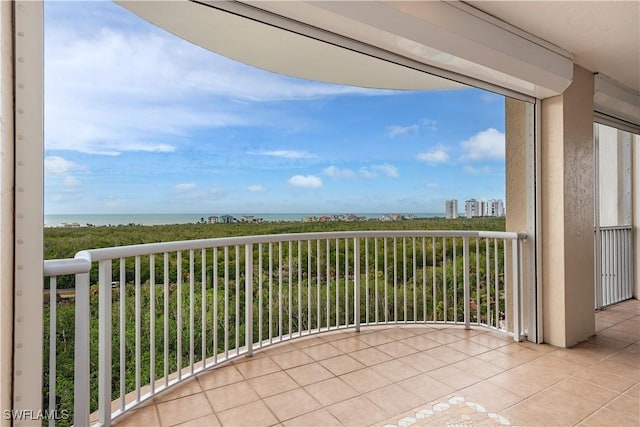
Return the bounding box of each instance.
[43,257,91,277]
[51,229,526,264]
[596,225,632,231]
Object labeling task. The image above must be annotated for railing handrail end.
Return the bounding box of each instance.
[43,256,91,277]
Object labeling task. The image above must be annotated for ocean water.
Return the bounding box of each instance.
[44,213,444,227]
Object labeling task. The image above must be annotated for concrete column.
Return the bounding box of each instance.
[0,1,13,423]
[541,65,595,348]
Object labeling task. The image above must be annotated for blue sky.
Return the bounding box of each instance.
[44,1,506,215]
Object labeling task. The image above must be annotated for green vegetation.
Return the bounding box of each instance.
[45,217,505,260]
[43,217,507,425]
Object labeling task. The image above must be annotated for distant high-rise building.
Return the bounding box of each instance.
[465,198,505,218]
[487,199,505,217]
[445,199,458,219]
[465,199,480,219]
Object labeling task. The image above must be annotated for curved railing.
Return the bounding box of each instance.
[43,230,527,426]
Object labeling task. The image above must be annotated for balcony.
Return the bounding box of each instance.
[111,300,639,427]
[41,230,638,426]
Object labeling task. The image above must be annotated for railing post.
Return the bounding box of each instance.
[74,272,90,427]
[512,240,521,342]
[463,237,470,330]
[98,260,112,426]
[245,244,253,357]
[354,238,361,332]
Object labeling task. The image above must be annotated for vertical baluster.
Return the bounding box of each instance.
[443,237,447,323]
[627,229,632,299]
[326,239,330,330]
[384,238,388,323]
[190,250,195,373]
[402,237,407,322]
[307,241,312,334]
[475,239,480,324]
[505,241,510,334]
[48,276,56,427]
[603,231,608,306]
[236,245,240,354]
[422,237,426,323]
[486,239,491,327]
[298,241,302,334]
[120,258,126,408]
[622,230,626,300]
[494,239,499,329]
[163,253,169,386]
[201,249,206,367]
[413,237,417,323]
[463,237,470,330]
[177,251,183,377]
[224,247,229,358]
[279,242,283,339]
[335,238,340,328]
[365,238,369,325]
[432,238,436,322]
[258,244,263,346]
[74,270,90,427]
[98,260,112,426]
[375,238,379,324]
[135,256,141,398]
[453,237,457,323]
[268,243,273,343]
[354,237,361,332]
[512,238,521,341]
[617,229,622,302]
[394,237,398,323]
[150,254,156,392]
[345,238,349,327]
[245,244,253,357]
[213,247,218,364]
[607,230,612,305]
[317,240,321,332]
[288,241,293,338]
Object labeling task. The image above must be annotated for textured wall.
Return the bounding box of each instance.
[541,65,595,348]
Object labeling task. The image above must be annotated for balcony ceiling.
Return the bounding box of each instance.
[466,1,640,93]
[118,1,639,97]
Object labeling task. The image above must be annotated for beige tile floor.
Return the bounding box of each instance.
[114,299,639,427]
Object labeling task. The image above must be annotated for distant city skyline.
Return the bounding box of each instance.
[44,2,506,215]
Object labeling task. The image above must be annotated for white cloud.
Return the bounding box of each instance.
[463,165,493,175]
[427,182,439,188]
[174,183,197,192]
[359,164,399,178]
[249,150,314,159]
[419,119,438,131]
[387,124,419,138]
[417,146,450,164]
[288,175,323,188]
[248,184,266,192]
[372,164,399,178]
[323,166,356,179]
[45,7,388,156]
[359,167,377,179]
[460,128,505,161]
[44,156,82,175]
[63,176,82,187]
[387,118,437,137]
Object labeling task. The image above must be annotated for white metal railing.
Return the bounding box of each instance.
[43,230,527,426]
[596,226,633,308]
